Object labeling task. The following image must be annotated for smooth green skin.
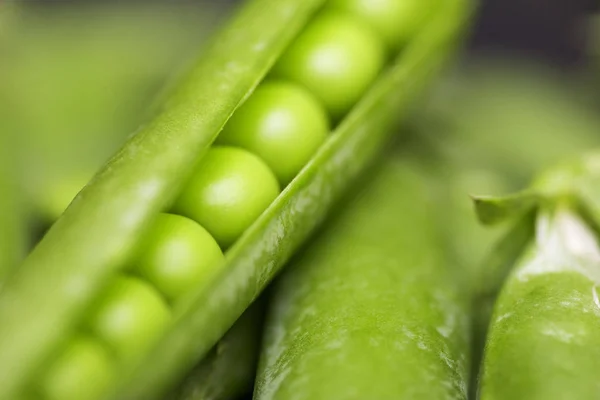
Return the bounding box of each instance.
[133,213,224,303]
[327,0,435,50]
[87,276,171,363]
[172,301,265,400]
[173,147,280,249]
[115,1,471,398]
[272,12,386,120]
[0,0,326,396]
[255,156,470,400]
[218,80,329,185]
[39,336,114,400]
[480,268,600,399]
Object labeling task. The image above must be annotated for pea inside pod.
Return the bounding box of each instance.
[0,0,470,398]
[217,81,330,186]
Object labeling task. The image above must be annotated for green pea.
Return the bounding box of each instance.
[218,81,329,186]
[39,336,113,400]
[173,146,280,249]
[272,12,386,119]
[86,276,171,362]
[327,0,433,49]
[133,213,224,303]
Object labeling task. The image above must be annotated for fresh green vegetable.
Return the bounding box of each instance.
[0,0,471,398]
[475,153,600,399]
[133,214,224,303]
[173,146,281,249]
[327,0,435,50]
[218,81,329,185]
[272,11,386,119]
[255,152,470,400]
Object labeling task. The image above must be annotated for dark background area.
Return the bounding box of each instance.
[469,0,599,67]
[35,0,600,67]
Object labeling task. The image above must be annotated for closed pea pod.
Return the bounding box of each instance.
[255,154,470,400]
[0,0,473,398]
[479,210,600,400]
[474,155,600,400]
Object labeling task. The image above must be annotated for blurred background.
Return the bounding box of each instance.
[1,0,600,253]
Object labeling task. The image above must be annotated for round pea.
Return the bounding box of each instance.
[173,146,280,248]
[327,0,434,50]
[272,12,386,120]
[86,276,170,362]
[39,336,113,400]
[133,213,224,303]
[218,81,329,185]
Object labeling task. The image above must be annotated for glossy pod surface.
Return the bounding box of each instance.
[0,0,472,398]
[474,154,600,399]
[479,209,600,400]
[255,155,470,400]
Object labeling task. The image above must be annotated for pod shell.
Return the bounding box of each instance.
[254,156,470,400]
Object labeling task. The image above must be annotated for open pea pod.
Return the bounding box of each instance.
[0,0,472,398]
[473,150,600,399]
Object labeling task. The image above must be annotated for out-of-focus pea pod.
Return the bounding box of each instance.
[170,301,265,400]
[0,4,26,285]
[0,136,25,286]
[254,153,470,400]
[474,151,600,399]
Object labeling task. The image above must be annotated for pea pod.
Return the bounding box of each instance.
[475,152,600,399]
[0,0,472,398]
[254,153,470,400]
